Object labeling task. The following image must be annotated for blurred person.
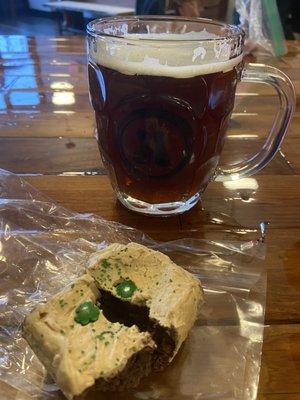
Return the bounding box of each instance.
[170,0,202,17]
[136,0,228,20]
[136,0,166,14]
[277,0,300,40]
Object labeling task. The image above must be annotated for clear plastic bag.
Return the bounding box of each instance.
[236,0,287,56]
[0,170,266,400]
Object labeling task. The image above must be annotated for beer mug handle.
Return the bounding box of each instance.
[216,63,295,182]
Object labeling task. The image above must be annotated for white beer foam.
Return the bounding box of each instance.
[89,31,243,78]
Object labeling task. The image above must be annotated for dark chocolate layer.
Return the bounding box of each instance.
[99,289,176,371]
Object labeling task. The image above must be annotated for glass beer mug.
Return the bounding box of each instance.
[87,16,295,216]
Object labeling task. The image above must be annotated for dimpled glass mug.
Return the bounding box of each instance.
[87,16,295,216]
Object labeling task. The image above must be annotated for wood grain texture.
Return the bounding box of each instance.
[259,324,300,396]
[0,36,299,399]
[0,136,294,175]
[0,137,102,174]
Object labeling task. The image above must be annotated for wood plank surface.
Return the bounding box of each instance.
[0,35,299,399]
[259,324,300,395]
[0,137,102,174]
[0,136,294,175]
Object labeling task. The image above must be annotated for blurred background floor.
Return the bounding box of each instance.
[0,11,60,36]
[0,0,298,39]
[0,0,136,36]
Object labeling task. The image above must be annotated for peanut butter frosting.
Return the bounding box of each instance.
[23,274,155,400]
[87,242,203,358]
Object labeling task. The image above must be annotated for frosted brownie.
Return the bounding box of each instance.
[23,274,155,399]
[87,242,203,370]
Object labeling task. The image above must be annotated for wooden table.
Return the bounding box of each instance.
[0,35,299,399]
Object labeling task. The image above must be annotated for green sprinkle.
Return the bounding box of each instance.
[101,259,110,269]
[81,350,85,354]
[59,299,67,308]
[96,331,115,340]
[60,329,65,335]
[70,324,75,329]
[105,341,109,346]
[71,284,74,289]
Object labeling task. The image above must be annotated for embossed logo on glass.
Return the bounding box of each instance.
[118,109,193,178]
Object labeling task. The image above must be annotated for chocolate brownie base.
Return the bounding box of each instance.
[99,289,176,371]
[94,346,153,392]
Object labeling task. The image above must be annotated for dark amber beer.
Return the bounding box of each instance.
[88,61,241,203]
[87,17,294,215]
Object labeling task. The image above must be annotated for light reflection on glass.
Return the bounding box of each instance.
[4,64,38,102]
[223,178,259,191]
[240,197,255,203]
[236,92,259,96]
[5,64,35,77]
[52,91,75,105]
[0,35,40,112]
[9,91,40,106]
[231,113,258,117]
[227,134,259,139]
[0,94,6,110]
[0,35,29,53]
[53,110,75,115]
[5,76,37,90]
[49,73,71,77]
[50,81,74,90]
[50,61,70,66]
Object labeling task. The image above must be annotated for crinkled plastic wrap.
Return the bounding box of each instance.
[236,0,287,56]
[0,170,266,400]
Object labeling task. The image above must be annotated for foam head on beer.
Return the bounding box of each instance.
[89,26,243,78]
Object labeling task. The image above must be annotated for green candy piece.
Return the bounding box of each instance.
[74,300,100,326]
[116,279,137,299]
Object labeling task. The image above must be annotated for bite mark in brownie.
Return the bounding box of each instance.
[99,288,176,371]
